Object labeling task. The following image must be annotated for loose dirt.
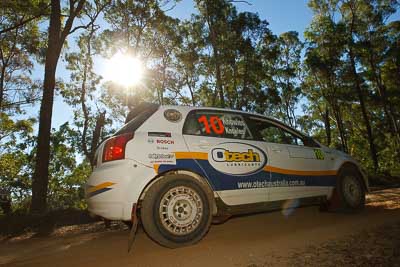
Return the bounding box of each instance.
[1,188,399,267]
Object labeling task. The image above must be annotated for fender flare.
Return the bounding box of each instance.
[337,161,369,192]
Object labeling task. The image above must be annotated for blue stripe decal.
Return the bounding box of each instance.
[158,159,336,191]
[87,187,113,198]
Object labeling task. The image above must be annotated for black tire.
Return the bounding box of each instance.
[140,174,212,248]
[335,166,366,212]
[123,221,133,229]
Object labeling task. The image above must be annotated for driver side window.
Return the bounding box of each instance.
[249,117,305,146]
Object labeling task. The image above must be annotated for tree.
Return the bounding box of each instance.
[274,31,303,128]
[0,0,49,35]
[194,0,277,112]
[0,113,36,207]
[0,0,45,110]
[305,0,349,152]
[174,21,204,106]
[339,0,379,171]
[64,11,108,166]
[194,0,232,107]
[31,0,108,214]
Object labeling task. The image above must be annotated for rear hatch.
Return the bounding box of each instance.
[93,102,160,167]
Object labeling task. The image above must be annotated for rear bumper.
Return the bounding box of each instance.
[87,200,133,221]
[85,159,155,220]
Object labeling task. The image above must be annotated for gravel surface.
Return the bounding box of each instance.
[0,188,399,267]
[288,221,400,267]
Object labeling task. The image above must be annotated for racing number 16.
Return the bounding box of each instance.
[198,115,225,135]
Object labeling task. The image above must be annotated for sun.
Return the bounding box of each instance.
[104,52,144,87]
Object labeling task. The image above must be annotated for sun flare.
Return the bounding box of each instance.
[104,52,144,87]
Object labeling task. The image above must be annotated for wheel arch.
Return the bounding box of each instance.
[138,168,218,216]
[338,161,369,192]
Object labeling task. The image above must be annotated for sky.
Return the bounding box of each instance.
[166,0,314,36]
[23,0,398,131]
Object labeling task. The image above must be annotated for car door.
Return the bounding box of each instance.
[182,110,270,206]
[246,116,336,201]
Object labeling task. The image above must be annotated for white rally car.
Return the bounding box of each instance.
[86,103,368,248]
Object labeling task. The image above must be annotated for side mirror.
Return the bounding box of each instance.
[305,137,319,147]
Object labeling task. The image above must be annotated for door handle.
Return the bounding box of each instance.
[199,144,211,149]
[270,146,282,153]
[197,141,211,150]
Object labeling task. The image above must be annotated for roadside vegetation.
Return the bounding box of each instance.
[0,0,399,217]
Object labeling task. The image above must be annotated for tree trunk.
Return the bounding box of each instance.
[330,100,348,153]
[214,48,224,108]
[31,0,85,213]
[30,0,62,214]
[185,76,196,106]
[204,1,225,108]
[324,107,331,146]
[349,49,379,172]
[367,47,399,139]
[81,37,90,161]
[0,65,5,110]
[89,111,106,166]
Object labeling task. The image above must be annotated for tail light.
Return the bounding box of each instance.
[102,133,134,162]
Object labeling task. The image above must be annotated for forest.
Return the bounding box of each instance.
[0,0,399,214]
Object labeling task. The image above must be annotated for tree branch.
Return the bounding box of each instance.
[67,1,111,36]
[0,13,44,35]
[228,0,252,5]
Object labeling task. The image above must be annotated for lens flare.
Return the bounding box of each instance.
[104,52,144,87]
[282,198,300,217]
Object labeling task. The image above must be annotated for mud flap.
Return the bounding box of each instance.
[128,204,138,252]
[322,188,341,211]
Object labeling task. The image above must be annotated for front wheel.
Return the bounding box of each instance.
[140,174,212,248]
[335,167,366,212]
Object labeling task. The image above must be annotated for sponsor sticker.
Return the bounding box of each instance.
[148,138,175,146]
[196,113,251,138]
[148,132,172,137]
[156,139,174,145]
[222,117,247,136]
[164,109,182,122]
[314,149,325,160]
[148,153,176,164]
[208,142,267,175]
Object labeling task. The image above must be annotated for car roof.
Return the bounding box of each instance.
[161,105,291,126]
[160,104,312,140]
[161,105,272,119]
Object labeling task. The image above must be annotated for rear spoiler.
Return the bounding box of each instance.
[125,102,160,123]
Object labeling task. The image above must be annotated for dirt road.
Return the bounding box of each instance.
[1,188,399,267]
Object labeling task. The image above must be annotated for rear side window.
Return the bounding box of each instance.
[115,103,159,135]
[183,110,253,140]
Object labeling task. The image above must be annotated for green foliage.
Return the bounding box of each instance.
[46,123,92,210]
[0,113,35,207]
[0,1,45,111]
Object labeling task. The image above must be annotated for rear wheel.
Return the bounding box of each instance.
[140,174,212,248]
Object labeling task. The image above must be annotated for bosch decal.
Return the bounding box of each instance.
[156,139,174,145]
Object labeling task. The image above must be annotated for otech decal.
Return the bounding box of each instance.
[209,142,267,175]
[212,148,261,163]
